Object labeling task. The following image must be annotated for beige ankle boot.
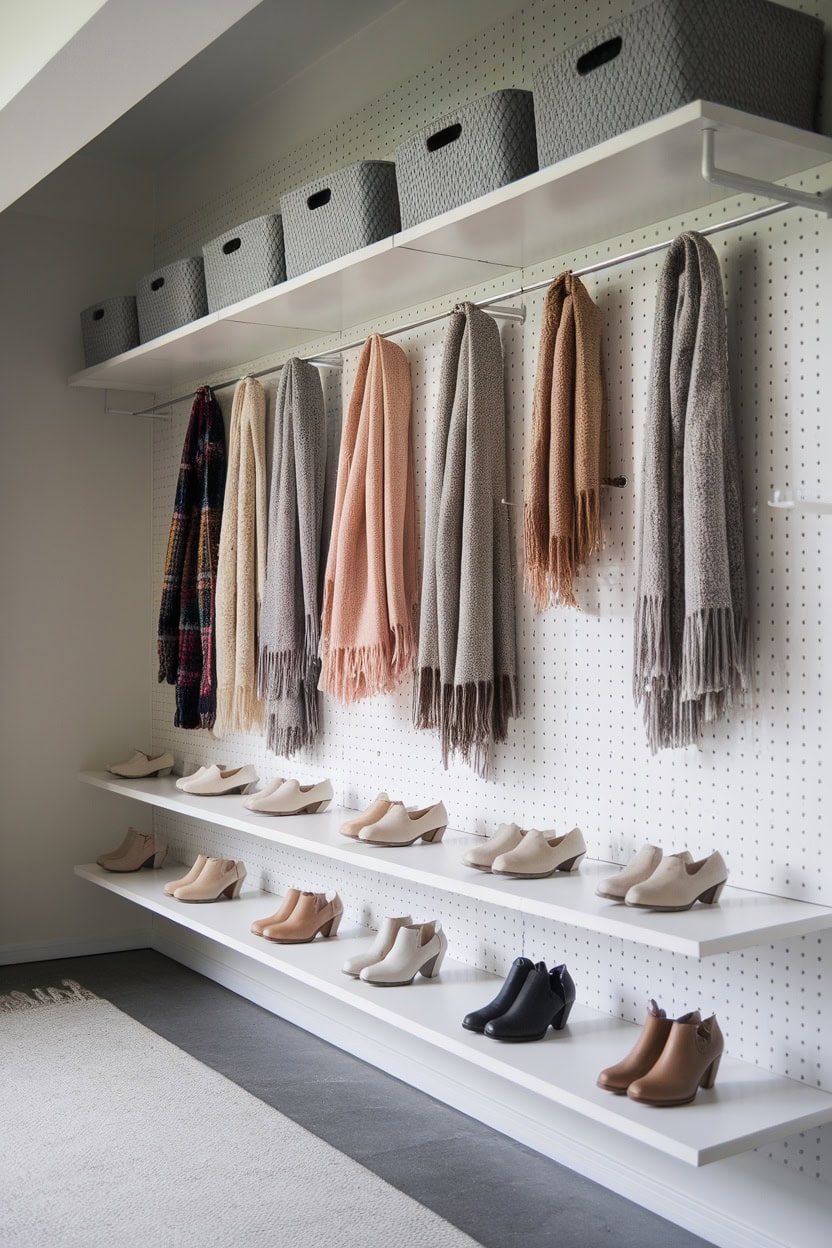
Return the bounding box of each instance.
[173,858,246,902]
[101,830,164,872]
[164,854,209,897]
[261,891,342,943]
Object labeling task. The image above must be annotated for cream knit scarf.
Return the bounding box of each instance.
[320,334,418,701]
[214,376,268,736]
[524,272,604,609]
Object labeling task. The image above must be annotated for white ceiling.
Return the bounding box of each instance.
[84,0,404,169]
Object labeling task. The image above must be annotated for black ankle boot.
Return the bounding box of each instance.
[484,963,575,1042]
[462,957,534,1033]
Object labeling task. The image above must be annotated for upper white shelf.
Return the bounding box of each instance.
[78,770,832,959]
[74,861,832,1166]
[68,102,832,397]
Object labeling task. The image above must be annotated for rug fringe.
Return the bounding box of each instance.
[0,979,97,1014]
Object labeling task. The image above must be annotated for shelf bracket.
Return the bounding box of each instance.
[701,126,832,216]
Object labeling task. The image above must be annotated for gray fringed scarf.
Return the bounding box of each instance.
[634,231,749,752]
[258,358,327,756]
[414,302,517,776]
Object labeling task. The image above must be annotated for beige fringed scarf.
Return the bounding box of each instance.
[214,376,268,735]
[524,271,604,609]
[319,334,418,701]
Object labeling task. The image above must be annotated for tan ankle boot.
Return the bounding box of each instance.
[164,854,209,897]
[101,830,163,872]
[627,1015,724,1106]
[251,888,301,936]
[261,892,342,943]
[597,1000,701,1094]
[173,858,246,902]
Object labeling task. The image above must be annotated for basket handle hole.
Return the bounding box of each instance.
[426,122,462,152]
[307,188,332,210]
[150,276,165,292]
[222,238,242,255]
[92,308,105,321]
[577,35,622,75]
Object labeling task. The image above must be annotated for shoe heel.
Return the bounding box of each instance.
[557,852,586,873]
[419,947,447,979]
[313,799,332,814]
[152,847,167,869]
[551,1000,575,1032]
[224,865,247,900]
[421,825,447,844]
[700,1055,721,1090]
[157,766,173,778]
[320,911,343,937]
[698,880,727,905]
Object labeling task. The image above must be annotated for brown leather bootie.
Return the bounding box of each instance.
[261,891,343,944]
[627,1014,724,1106]
[597,1001,701,1094]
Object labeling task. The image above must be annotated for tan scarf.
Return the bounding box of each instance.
[524,272,604,609]
[214,376,268,735]
[320,334,418,702]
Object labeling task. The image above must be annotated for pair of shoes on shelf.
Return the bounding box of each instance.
[340,795,448,846]
[97,828,165,872]
[108,749,174,779]
[463,957,575,1041]
[596,845,728,911]
[165,855,246,901]
[176,764,259,796]
[251,888,343,942]
[342,915,447,985]
[244,777,333,815]
[598,1000,724,1106]
[462,824,586,878]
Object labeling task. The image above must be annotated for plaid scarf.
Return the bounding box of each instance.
[158,386,226,728]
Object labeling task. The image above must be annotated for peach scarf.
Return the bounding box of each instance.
[319,335,418,701]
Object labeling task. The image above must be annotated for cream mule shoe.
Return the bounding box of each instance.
[360,921,448,986]
[164,854,209,897]
[173,857,246,902]
[242,777,285,811]
[108,749,175,779]
[245,778,334,815]
[178,764,258,796]
[339,793,391,839]
[462,823,524,871]
[97,827,141,867]
[625,851,728,911]
[491,827,586,878]
[342,915,413,977]
[101,830,165,872]
[251,888,301,937]
[358,801,448,847]
[596,848,692,901]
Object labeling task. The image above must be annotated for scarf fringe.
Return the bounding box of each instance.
[321,623,416,703]
[214,685,264,737]
[414,667,517,778]
[524,489,601,610]
[0,979,97,1014]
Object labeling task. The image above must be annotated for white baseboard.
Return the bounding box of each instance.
[0,930,151,966]
[152,919,832,1248]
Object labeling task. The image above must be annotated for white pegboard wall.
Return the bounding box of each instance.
[145,0,832,1187]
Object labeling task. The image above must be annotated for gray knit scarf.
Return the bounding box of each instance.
[634,231,749,752]
[258,358,327,756]
[414,302,517,776]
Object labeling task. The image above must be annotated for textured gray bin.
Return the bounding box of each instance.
[281,160,400,279]
[80,295,139,366]
[396,89,538,230]
[203,213,286,312]
[136,257,208,343]
[534,0,824,168]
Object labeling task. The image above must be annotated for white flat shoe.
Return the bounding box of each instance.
[179,764,258,796]
[596,847,692,901]
[242,777,285,810]
[625,851,728,911]
[492,827,587,878]
[108,749,174,779]
[245,777,333,815]
[359,921,448,986]
[462,823,524,871]
[342,915,412,977]
[358,801,448,847]
[164,854,209,896]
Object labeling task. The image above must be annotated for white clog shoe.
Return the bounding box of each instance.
[625,851,728,911]
[178,764,258,796]
[491,826,587,879]
[462,823,524,871]
[596,847,693,901]
[358,801,448,847]
[244,777,333,815]
[108,749,175,779]
[242,777,286,811]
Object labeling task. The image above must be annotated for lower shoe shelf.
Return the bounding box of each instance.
[74,862,832,1167]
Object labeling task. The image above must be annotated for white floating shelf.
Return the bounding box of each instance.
[68,102,832,397]
[79,771,832,958]
[74,861,832,1166]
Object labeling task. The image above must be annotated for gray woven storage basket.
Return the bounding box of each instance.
[534,0,824,168]
[396,89,538,230]
[136,257,208,343]
[80,295,139,366]
[281,160,400,279]
[203,213,286,312]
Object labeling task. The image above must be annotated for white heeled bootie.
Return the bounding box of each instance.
[462,823,524,871]
[108,749,175,779]
[342,915,413,977]
[358,801,448,847]
[245,778,333,815]
[491,827,586,879]
[360,921,448,986]
[178,765,258,796]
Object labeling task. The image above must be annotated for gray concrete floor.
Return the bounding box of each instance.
[0,950,712,1248]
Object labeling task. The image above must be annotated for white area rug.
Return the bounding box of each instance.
[0,980,479,1248]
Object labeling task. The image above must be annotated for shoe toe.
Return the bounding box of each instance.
[626,1078,648,1101]
[462,1011,486,1032]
